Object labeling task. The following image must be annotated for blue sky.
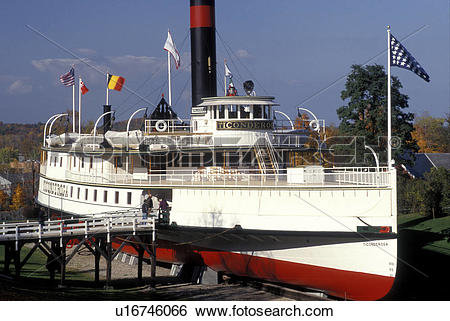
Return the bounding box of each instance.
[0,0,448,125]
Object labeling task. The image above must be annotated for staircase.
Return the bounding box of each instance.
[254,133,279,179]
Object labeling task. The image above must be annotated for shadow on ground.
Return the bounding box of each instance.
[384,229,450,300]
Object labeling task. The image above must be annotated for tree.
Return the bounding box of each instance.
[337,64,418,165]
[10,184,25,211]
[423,167,449,218]
[0,190,10,210]
[0,147,19,164]
[411,114,450,153]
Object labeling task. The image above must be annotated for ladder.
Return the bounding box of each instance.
[254,133,279,178]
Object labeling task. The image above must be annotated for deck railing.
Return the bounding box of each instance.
[63,166,391,188]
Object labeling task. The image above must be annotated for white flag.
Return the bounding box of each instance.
[225,63,232,78]
[164,31,180,69]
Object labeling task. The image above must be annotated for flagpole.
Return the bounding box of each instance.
[224,59,227,96]
[106,72,109,106]
[387,26,392,169]
[78,77,82,138]
[72,83,76,133]
[168,43,172,106]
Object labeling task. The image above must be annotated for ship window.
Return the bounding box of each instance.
[167,152,175,167]
[192,153,201,167]
[81,157,84,168]
[90,157,93,169]
[263,105,269,119]
[181,153,189,167]
[253,105,262,119]
[242,150,252,165]
[240,105,250,119]
[216,152,224,166]
[229,152,240,166]
[193,120,198,131]
[70,186,73,198]
[54,157,57,167]
[60,157,63,167]
[85,189,88,201]
[114,156,123,168]
[218,105,225,119]
[115,191,119,204]
[127,192,132,205]
[73,156,76,167]
[229,105,238,119]
[93,189,97,202]
[203,152,213,167]
[103,191,108,203]
[77,187,80,199]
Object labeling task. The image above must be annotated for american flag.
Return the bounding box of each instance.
[59,67,75,86]
[390,34,430,82]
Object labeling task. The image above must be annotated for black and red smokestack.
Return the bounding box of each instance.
[190,0,217,107]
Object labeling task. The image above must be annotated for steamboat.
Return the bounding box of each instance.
[37,0,397,300]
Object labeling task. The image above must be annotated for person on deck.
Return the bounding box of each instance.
[142,191,153,221]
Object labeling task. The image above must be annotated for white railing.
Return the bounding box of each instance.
[0,213,155,242]
[63,166,391,188]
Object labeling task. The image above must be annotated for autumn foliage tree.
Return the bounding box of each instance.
[10,184,25,211]
[0,190,10,210]
[411,114,450,153]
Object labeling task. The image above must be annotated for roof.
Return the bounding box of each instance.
[197,96,279,106]
[402,153,450,178]
[0,175,11,186]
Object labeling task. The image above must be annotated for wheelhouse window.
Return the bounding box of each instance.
[70,186,73,198]
[218,105,225,119]
[93,189,97,202]
[60,157,63,167]
[253,105,262,118]
[240,105,250,119]
[81,157,84,168]
[90,157,93,169]
[77,187,80,199]
[127,192,132,205]
[115,191,119,204]
[85,189,88,201]
[228,105,238,119]
[103,191,108,203]
[73,156,76,168]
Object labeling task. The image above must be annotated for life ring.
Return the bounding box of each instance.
[155,120,168,132]
[309,120,320,132]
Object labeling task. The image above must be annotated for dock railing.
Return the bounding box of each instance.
[0,212,155,243]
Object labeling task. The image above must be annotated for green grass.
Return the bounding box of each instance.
[404,215,450,233]
[397,213,424,226]
[398,214,450,256]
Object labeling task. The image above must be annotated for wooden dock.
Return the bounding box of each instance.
[0,214,157,288]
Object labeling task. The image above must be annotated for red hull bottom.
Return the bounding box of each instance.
[113,239,394,301]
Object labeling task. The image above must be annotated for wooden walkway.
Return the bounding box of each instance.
[0,214,157,288]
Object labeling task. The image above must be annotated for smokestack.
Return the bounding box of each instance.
[103,105,112,133]
[190,0,217,108]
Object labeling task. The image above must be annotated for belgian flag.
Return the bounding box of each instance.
[108,74,125,91]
